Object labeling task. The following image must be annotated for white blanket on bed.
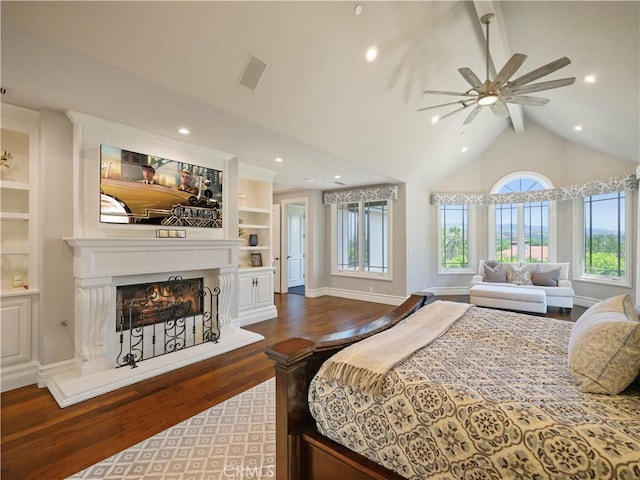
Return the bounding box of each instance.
[316,300,471,394]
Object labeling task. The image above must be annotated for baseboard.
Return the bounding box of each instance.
[427,286,469,296]
[0,361,38,392]
[238,305,278,326]
[318,288,407,306]
[37,359,76,388]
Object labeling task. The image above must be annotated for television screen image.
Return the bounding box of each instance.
[100,145,223,227]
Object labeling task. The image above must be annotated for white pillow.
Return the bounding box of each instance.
[568,294,640,394]
[505,264,533,285]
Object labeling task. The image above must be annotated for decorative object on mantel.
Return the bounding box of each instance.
[248,234,259,246]
[419,13,575,125]
[1,150,14,180]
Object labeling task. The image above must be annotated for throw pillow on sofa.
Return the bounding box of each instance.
[506,264,533,285]
[483,263,506,283]
[532,266,561,286]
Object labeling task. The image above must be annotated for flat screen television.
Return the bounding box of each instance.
[100,145,223,227]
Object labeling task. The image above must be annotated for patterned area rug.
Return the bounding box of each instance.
[68,378,275,480]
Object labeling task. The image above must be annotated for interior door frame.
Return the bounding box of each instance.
[280,197,309,295]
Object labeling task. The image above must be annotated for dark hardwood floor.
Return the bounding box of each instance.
[0,294,585,480]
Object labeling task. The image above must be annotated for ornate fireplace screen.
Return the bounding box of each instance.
[116,276,220,368]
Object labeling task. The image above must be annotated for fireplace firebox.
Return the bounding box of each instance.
[116,276,220,368]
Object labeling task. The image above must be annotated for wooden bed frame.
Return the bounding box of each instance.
[265,292,433,480]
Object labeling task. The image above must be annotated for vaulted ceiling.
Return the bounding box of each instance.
[2,1,638,191]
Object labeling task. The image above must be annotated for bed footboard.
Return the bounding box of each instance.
[265,292,433,480]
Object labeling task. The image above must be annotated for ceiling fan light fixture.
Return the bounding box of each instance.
[477,94,499,106]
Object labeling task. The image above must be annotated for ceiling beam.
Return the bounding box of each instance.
[472,1,525,133]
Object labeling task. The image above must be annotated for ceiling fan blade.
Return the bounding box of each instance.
[458,68,485,92]
[507,57,572,88]
[463,105,483,125]
[423,89,476,97]
[504,95,550,106]
[437,103,473,122]
[417,100,466,112]
[490,53,527,90]
[506,77,575,95]
[490,100,510,117]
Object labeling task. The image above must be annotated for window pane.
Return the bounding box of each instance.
[440,205,469,268]
[523,200,549,262]
[495,203,518,262]
[363,201,388,273]
[584,192,625,278]
[336,203,359,270]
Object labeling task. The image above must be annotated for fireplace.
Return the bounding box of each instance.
[48,237,263,407]
[115,276,221,368]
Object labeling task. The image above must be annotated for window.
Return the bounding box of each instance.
[438,204,474,272]
[333,200,391,277]
[580,191,629,283]
[490,174,554,263]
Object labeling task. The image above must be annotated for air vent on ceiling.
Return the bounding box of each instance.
[239,56,267,90]
[333,181,347,186]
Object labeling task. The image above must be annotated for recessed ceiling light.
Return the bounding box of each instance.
[461,146,468,153]
[584,74,597,83]
[431,115,439,124]
[574,125,583,132]
[178,128,190,135]
[274,157,283,163]
[366,46,378,63]
[334,175,341,179]
[354,4,363,16]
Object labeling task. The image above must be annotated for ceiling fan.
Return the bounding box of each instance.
[418,13,575,125]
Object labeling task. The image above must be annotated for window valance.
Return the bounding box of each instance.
[324,185,398,205]
[430,174,638,206]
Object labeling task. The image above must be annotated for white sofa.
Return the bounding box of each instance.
[469,260,574,312]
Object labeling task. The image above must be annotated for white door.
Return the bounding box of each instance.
[272,204,281,293]
[287,204,305,288]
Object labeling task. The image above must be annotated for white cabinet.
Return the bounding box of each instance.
[237,165,277,325]
[1,104,40,391]
[1,296,32,366]
[238,269,276,325]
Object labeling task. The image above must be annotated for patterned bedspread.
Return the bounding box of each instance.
[309,304,640,479]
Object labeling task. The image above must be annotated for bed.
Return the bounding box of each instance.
[265,293,640,480]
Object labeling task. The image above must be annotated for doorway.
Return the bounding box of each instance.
[279,199,307,296]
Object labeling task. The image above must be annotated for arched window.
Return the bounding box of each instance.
[489,172,556,263]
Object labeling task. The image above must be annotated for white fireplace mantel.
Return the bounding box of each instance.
[48,237,263,407]
[65,237,239,278]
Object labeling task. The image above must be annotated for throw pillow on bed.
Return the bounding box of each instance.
[568,294,640,395]
[506,264,533,285]
[483,263,506,283]
[531,266,561,286]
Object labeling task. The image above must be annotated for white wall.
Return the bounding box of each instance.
[39,109,75,364]
[430,121,638,303]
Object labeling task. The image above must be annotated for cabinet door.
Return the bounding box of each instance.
[237,273,255,312]
[1,296,31,366]
[254,271,274,309]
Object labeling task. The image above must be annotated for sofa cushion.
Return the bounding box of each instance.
[532,266,560,286]
[483,263,507,283]
[568,294,640,394]
[506,264,533,285]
